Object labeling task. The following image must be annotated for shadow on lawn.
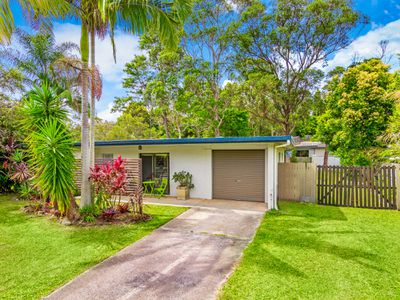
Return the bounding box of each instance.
[253,202,387,277]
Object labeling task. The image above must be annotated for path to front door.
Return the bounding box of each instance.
[45,206,264,300]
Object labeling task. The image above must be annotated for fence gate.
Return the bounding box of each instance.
[317,165,397,209]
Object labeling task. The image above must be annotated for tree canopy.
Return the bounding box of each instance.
[316,59,398,165]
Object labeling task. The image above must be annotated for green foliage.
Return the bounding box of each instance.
[21,84,68,131]
[79,205,100,222]
[0,66,25,144]
[220,108,250,137]
[231,0,362,134]
[172,171,194,189]
[316,59,396,165]
[22,84,75,212]
[18,181,40,200]
[0,28,81,102]
[27,120,76,212]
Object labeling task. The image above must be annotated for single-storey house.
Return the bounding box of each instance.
[75,136,291,209]
[291,138,341,166]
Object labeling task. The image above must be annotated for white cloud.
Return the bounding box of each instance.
[222,79,234,87]
[53,23,143,83]
[97,103,121,122]
[326,19,400,71]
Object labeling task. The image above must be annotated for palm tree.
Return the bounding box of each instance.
[0,0,192,208]
[0,27,80,92]
[87,0,192,168]
[75,0,192,207]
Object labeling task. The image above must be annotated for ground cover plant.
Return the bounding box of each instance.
[220,201,400,300]
[0,194,187,299]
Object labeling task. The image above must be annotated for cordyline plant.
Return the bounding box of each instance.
[89,155,127,209]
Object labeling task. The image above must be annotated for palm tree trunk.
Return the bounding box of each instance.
[80,23,92,207]
[90,28,96,167]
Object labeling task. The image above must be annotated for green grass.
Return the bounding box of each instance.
[0,194,187,300]
[220,201,400,300]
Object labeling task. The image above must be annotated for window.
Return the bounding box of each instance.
[296,150,309,157]
[102,153,114,159]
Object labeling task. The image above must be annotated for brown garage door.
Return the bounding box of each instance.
[212,150,265,202]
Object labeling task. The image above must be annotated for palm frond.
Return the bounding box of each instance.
[102,0,192,51]
[0,0,71,45]
[0,1,13,45]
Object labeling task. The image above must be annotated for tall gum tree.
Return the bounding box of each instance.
[231,0,364,135]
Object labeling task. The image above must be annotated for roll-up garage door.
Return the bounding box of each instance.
[212,150,265,202]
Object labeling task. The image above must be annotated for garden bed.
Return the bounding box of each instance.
[22,200,152,226]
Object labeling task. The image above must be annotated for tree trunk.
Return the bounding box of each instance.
[323,147,329,167]
[90,29,96,167]
[163,113,170,138]
[214,110,221,137]
[80,23,92,207]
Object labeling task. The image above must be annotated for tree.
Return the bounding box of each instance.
[0,66,25,143]
[316,59,397,165]
[0,28,79,87]
[183,0,238,136]
[112,34,189,138]
[21,84,76,215]
[0,28,83,115]
[219,107,250,137]
[74,0,192,207]
[232,0,363,134]
[221,73,281,136]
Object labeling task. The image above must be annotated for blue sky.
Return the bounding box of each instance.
[9,0,400,121]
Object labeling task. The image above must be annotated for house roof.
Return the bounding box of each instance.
[74,136,292,147]
[294,141,326,149]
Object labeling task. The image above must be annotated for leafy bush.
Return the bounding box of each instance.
[18,182,40,200]
[101,208,117,221]
[79,205,100,223]
[172,171,194,189]
[89,156,127,209]
[1,138,30,192]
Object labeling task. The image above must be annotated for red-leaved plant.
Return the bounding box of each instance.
[89,156,128,209]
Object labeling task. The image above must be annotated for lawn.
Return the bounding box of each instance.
[220,201,400,300]
[0,194,187,299]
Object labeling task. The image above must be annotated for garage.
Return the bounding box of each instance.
[212,150,265,202]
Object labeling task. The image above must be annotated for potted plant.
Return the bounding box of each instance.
[172,171,194,200]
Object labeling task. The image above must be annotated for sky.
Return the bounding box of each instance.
[9,0,400,121]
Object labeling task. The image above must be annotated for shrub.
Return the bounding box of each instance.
[79,205,100,223]
[18,182,40,200]
[172,171,194,189]
[101,208,117,221]
[89,156,127,209]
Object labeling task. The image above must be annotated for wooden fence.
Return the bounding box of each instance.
[317,165,397,209]
[75,158,142,195]
[278,163,316,202]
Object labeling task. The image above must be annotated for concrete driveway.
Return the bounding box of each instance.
[46,206,264,300]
